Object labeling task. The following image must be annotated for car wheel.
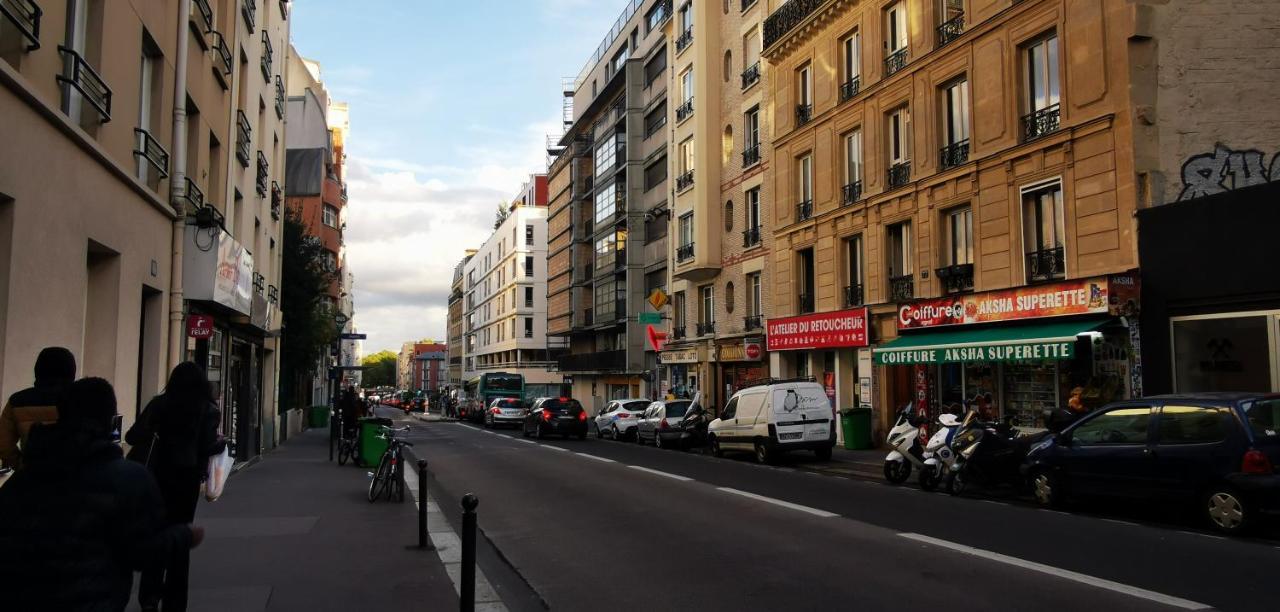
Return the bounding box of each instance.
[635,429,645,445]
[919,465,941,492]
[883,460,911,484]
[754,441,773,464]
[710,435,724,458]
[814,446,832,461]
[521,424,531,437]
[611,425,620,441]
[535,424,545,440]
[654,433,664,449]
[1031,470,1062,508]
[1204,486,1250,535]
[594,423,603,439]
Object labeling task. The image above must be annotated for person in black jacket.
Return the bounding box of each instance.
[0,377,202,611]
[0,346,76,469]
[127,362,223,612]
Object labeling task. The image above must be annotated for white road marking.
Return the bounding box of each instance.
[540,444,570,452]
[977,500,1006,506]
[1176,530,1226,541]
[1100,518,1137,527]
[1040,509,1073,516]
[574,453,616,463]
[626,465,694,482]
[898,533,1211,610]
[513,438,536,445]
[716,487,839,518]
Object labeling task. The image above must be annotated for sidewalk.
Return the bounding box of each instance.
[183,428,457,611]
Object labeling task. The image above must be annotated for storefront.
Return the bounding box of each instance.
[875,276,1141,430]
[766,308,872,443]
[659,347,703,400]
[716,336,767,402]
[1138,181,1280,394]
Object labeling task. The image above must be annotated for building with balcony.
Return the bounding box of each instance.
[461,176,560,394]
[546,0,675,410]
[409,342,446,394]
[446,252,473,386]
[0,0,291,460]
[763,0,1145,436]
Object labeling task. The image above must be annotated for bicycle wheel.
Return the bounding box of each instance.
[391,455,405,503]
[367,452,391,502]
[338,439,350,466]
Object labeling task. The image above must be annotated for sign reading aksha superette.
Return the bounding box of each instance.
[897,279,1109,330]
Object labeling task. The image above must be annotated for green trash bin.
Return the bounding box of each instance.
[358,417,394,468]
[309,405,330,429]
[842,408,873,450]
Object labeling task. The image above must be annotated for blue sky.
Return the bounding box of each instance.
[291,0,625,354]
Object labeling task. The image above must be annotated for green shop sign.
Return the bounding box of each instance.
[875,341,1074,365]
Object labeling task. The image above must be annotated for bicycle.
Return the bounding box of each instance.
[337,416,359,466]
[367,425,413,503]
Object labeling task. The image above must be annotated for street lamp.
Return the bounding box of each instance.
[329,310,350,461]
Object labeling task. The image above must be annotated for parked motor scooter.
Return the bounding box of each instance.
[883,403,928,484]
[919,412,963,491]
[946,410,1053,496]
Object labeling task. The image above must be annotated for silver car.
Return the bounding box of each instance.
[636,399,694,449]
[483,397,526,428]
[592,399,651,440]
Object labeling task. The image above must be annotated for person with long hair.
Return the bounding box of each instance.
[126,362,224,612]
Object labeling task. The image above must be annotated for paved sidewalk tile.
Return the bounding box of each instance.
[184,428,457,612]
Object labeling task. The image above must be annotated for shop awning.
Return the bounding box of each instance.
[873,319,1110,365]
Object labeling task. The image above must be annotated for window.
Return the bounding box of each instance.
[524,255,534,277]
[679,2,693,35]
[842,32,861,85]
[678,213,693,248]
[595,281,617,320]
[748,273,762,316]
[887,222,913,277]
[746,188,761,231]
[1022,182,1065,280]
[700,285,714,325]
[646,0,670,32]
[524,317,534,338]
[323,205,339,228]
[1172,315,1277,393]
[724,201,734,231]
[888,107,910,164]
[644,51,666,87]
[594,135,619,176]
[797,248,815,313]
[845,235,863,304]
[1023,33,1061,139]
[886,2,908,54]
[942,78,970,147]
[644,156,668,190]
[680,138,695,175]
[946,207,973,265]
[612,45,629,76]
[525,286,534,308]
[594,181,618,224]
[844,129,863,189]
[797,64,812,108]
[798,154,813,203]
[744,107,760,151]
[645,102,667,138]
[674,291,686,332]
[1071,407,1152,446]
[1157,406,1228,445]
[681,69,694,105]
[525,224,534,245]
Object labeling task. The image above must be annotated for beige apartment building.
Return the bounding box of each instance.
[446,252,472,386]
[0,0,290,457]
[763,0,1143,434]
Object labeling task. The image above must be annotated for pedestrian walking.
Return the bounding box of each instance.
[126,362,224,612]
[0,346,76,470]
[0,377,203,611]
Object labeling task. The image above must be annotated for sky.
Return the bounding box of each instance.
[290,0,626,354]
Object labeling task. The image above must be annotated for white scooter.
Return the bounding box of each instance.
[919,413,963,491]
[883,404,927,484]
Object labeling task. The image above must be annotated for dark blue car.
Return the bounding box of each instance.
[1024,393,1280,535]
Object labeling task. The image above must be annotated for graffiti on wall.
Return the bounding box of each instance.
[1178,144,1280,201]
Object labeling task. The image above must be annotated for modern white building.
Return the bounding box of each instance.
[461,176,562,397]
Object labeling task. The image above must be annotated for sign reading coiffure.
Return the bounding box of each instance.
[897,279,1109,330]
[767,307,869,351]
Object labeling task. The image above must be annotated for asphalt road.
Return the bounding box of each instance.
[377,407,1277,611]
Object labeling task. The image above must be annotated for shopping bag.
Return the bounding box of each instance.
[205,447,233,502]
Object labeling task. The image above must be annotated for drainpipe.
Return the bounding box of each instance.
[167,0,192,371]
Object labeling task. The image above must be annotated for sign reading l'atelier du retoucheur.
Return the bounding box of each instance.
[766,307,870,351]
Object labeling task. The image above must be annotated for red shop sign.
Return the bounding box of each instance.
[896,278,1111,330]
[766,307,869,351]
[188,314,215,339]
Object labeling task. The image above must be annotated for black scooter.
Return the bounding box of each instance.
[946,410,1054,496]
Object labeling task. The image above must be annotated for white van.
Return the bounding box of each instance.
[707,381,835,463]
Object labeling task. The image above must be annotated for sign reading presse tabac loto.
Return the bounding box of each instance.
[896,279,1110,330]
[766,308,869,351]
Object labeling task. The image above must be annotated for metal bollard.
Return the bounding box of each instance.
[417,460,433,550]
[329,411,336,462]
[460,494,479,612]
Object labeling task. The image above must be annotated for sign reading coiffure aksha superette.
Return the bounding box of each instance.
[767,308,869,351]
[897,279,1110,330]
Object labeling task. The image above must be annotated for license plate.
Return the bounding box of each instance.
[778,431,803,441]
[501,410,519,416]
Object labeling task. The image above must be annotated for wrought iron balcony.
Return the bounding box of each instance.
[1,0,41,51]
[1021,104,1061,142]
[274,75,285,119]
[795,103,813,126]
[253,272,266,292]
[672,326,687,340]
[741,61,761,89]
[558,350,625,373]
[1025,246,1066,283]
[798,293,814,314]
[889,274,915,302]
[260,29,273,82]
[841,181,862,205]
[742,144,761,167]
[210,31,233,78]
[745,315,763,331]
[884,48,908,77]
[182,177,206,212]
[937,13,964,47]
[58,46,111,122]
[676,98,694,122]
[795,199,813,222]
[676,27,693,53]
[844,284,864,308]
[267,285,279,304]
[839,76,861,102]
[939,139,969,170]
[256,151,269,197]
[235,110,252,167]
[278,0,288,18]
[887,161,911,189]
[270,181,282,220]
[676,242,695,263]
[676,170,694,192]
[242,0,256,32]
[936,263,974,294]
[742,226,761,248]
[764,0,827,49]
[133,128,170,178]
[191,0,213,34]
[696,321,716,337]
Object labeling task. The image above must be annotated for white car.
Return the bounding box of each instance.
[708,381,835,464]
[635,399,694,449]
[592,399,651,440]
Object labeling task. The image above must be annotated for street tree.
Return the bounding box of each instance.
[279,207,339,413]
[361,351,398,388]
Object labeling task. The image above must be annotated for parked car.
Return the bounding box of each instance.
[1024,393,1280,534]
[523,397,588,440]
[708,380,835,463]
[484,397,526,429]
[592,399,651,440]
[636,399,694,449]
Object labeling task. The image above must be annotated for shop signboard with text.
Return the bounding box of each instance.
[897,279,1109,330]
[766,308,869,351]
